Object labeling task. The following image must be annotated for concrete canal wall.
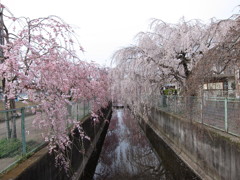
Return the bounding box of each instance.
[1,104,112,180]
[137,106,240,180]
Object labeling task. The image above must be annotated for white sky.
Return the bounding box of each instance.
[1,0,239,66]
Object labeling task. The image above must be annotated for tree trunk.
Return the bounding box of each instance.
[4,94,17,139]
[4,96,11,139]
[10,99,17,139]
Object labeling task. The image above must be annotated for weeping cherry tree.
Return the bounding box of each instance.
[0,4,109,171]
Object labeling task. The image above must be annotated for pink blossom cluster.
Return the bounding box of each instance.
[0,12,109,171]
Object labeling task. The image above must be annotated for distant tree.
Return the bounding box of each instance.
[188,15,240,93]
[112,16,239,107]
[0,4,109,171]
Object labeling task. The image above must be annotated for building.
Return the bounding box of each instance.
[202,65,239,98]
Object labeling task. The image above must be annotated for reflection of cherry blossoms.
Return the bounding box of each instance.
[95,109,165,180]
[0,4,109,171]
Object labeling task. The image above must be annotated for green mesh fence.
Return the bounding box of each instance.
[153,95,240,136]
[0,100,91,174]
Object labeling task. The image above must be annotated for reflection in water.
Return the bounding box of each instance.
[94,108,166,180]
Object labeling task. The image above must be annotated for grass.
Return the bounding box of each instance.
[0,138,22,158]
[0,138,39,159]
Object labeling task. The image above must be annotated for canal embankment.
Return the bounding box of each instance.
[137,106,240,180]
[0,104,112,180]
[94,108,200,180]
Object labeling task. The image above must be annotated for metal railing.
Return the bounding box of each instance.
[0,100,91,174]
[151,95,240,137]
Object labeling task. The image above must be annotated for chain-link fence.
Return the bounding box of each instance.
[0,100,91,174]
[69,101,91,120]
[154,95,240,136]
[203,89,238,98]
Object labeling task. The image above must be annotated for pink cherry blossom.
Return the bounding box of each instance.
[0,3,110,172]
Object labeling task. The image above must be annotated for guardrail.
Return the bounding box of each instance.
[0,101,91,174]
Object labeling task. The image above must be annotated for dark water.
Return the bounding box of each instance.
[94,108,199,180]
[94,108,167,180]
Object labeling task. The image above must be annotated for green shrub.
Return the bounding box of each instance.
[163,88,177,95]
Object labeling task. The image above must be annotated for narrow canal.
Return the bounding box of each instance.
[93,108,200,180]
[94,108,164,179]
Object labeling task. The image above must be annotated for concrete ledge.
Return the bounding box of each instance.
[0,104,112,180]
[0,146,49,180]
[72,108,112,179]
[139,114,210,179]
[137,107,240,180]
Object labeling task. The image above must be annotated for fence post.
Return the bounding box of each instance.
[163,95,167,108]
[88,101,90,114]
[77,102,79,121]
[5,110,11,139]
[21,107,27,155]
[174,95,177,113]
[201,96,203,124]
[224,97,228,132]
[83,100,86,116]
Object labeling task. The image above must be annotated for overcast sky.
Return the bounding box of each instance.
[1,0,239,66]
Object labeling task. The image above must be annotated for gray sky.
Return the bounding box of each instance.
[1,0,239,66]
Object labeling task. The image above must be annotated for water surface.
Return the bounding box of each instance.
[94,108,167,180]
